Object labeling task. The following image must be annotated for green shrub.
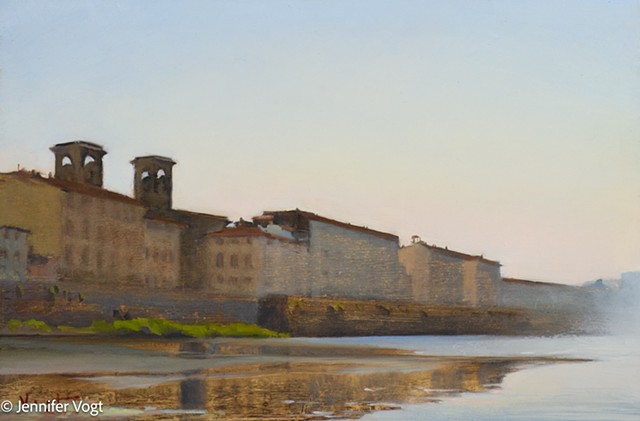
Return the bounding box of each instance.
[6,319,51,333]
[7,319,22,332]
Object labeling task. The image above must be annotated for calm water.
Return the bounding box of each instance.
[0,334,638,420]
[308,335,640,421]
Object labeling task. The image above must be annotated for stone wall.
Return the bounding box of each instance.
[60,191,147,284]
[0,227,29,282]
[258,295,598,337]
[262,238,310,296]
[463,259,502,307]
[308,220,411,300]
[500,278,595,313]
[144,218,183,288]
[399,244,466,305]
[0,279,257,328]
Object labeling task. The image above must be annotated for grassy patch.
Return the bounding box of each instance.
[87,318,287,338]
[4,318,287,338]
[6,319,52,333]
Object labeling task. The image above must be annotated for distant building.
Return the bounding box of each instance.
[200,226,309,298]
[0,226,29,281]
[0,141,227,287]
[501,277,594,312]
[253,210,412,301]
[399,237,502,307]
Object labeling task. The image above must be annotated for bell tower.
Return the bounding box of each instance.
[50,141,107,187]
[131,155,176,211]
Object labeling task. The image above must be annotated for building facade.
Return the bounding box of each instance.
[200,226,309,298]
[399,237,502,307]
[255,210,412,301]
[0,226,30,281]
[0,141,225,288]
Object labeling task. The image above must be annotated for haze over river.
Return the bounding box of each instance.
[0,334,638,420]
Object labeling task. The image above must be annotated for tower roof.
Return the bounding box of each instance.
[50,141,106,154]
[131,155,176,165]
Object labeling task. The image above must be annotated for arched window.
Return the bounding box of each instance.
[83,155,96,167]
[157,169,166,179]
[62,155,72,166]
[216,252,224,268]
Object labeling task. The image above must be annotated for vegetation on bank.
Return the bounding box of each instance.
[4,318,287,338]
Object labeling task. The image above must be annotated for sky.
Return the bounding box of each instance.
[0,1,638,284]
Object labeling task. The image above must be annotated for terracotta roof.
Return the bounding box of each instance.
[502,277,573,288]
[409,241,501,266]
[4,170,142,206]
[207,226,298,243]
[261,209,399,242]
[167,208,228,222]
[145,215,188,228]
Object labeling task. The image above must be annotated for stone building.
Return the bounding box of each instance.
[0,226,30,281]
[200,226,308,298]
[253,210,412,301]
[399,237,502,307]
[501,277,594,312]
[144,216,186,288]
[0,140,226,288]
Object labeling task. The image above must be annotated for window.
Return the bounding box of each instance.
[216,253,224,268]
[244,254,253,268]
[81,247,89,266]
[230,254,239,268]
[83,155,95,167]
[96,251,103,271]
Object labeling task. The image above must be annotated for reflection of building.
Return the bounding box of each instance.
[0,226,29,281]
[399,237,502,307]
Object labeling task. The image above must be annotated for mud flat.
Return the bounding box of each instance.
[0,336,588,420]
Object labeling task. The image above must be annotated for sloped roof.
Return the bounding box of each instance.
[407,241,501,266]
[261,209,399,242]
[3,170,141,206]
[207,226,299,243]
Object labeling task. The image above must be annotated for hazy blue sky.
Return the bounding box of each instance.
[1,1,638,284]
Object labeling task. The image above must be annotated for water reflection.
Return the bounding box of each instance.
[0,338,558,420]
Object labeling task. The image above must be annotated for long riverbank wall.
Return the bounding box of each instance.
[257,295,605,336]
[0,280,605,336]
[0,280,257,328]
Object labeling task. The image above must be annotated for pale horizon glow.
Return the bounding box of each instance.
[1,1,638,285]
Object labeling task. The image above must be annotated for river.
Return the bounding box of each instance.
[0,334,638,420]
